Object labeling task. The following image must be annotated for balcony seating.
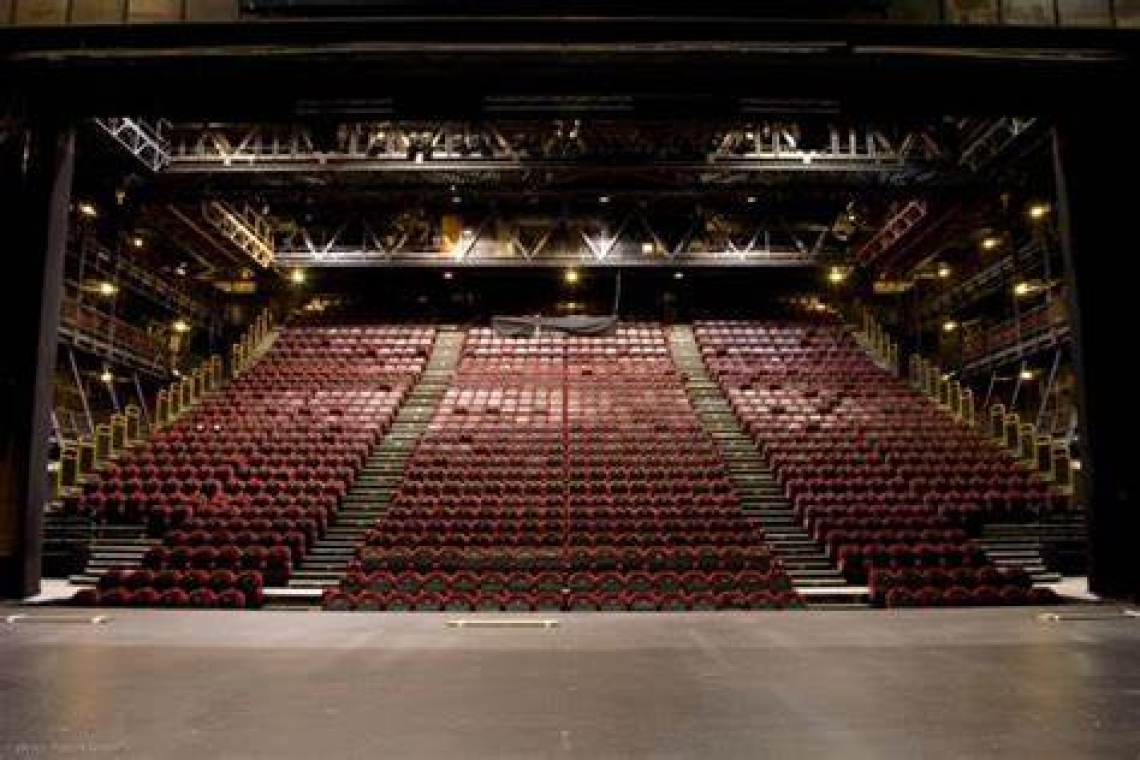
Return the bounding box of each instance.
[70,323,433,607]
[326,324,800,611]
[694,317,1059,607]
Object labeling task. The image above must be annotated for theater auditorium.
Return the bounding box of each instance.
[1,1,1138,757]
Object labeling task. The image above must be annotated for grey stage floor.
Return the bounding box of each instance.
[1,606,1138,759]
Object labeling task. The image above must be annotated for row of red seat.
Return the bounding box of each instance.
[71,324,434,606]
[327,325,798,610]
[695,318,1056,605]
[323,589,804,612]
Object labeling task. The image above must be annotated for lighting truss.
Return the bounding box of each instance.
[272,207,842,268]
[163,120,948,181]
[201,201,275,268]
[93,117,172,172]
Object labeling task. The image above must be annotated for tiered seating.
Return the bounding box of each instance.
[694,317,1059,608]
[68,324,434,607]
[325,325,799,611]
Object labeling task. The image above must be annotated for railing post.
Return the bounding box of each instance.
[1003,412,1021,452]
[60,445,80,490]
[110,413,128,454]
[94,423,113,464]
[990,404,1006,440]
[125,404,142,443]
[77,437,96,479]
[1018,422,1036,462]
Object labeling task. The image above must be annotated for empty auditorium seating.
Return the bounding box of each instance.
[325,324,800,611]
[69,323,434,607]
[694,316,1059,607]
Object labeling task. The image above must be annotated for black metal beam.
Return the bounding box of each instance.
[0,121,73,599]
[1054,122,1139,603]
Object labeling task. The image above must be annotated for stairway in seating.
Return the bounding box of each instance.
[668,326,858,603]
[975,511,1086,583]
[288,327,466,590]
[68,524,159,586]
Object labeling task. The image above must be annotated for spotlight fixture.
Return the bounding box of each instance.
[937,264,951,279]
[173,319,190,334]
[1071,459,1082,471]
[598,195,611,204]
[97,281,118,297]
[1029,203,1050,220]
[827,266,847,284]
[1019,368,1036,381]
[78,202,98,219]
[443,271,454,281]
[641,242,656,255]
[982,236,1001,251]
[175,264,188,277]
[564,268,581,285]
[942,320,959,333]
[131,236,145,249]
[99,369,113,384]
[289,269,307,285]
[674,271,684,280]
[746,196,758,204]
[1013,281,1033,297]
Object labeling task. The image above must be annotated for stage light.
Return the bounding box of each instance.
[598,195,610,204]
[173,319,190,333]
[97,281,118,297]
[100,369,113,384]
[827,267,847,284]
[746,196,758,204]
[131,236,145,249]
[982,236,1001,250]
[1029,203,1050,220]
[290,269,306,285]
[1019,368,1036,381]
[175,264,188,277]
[937,264,951,279]
[443,271,454,281]
[564,268,580,285]
[1071,459,1082,471]
[674,271,684,280]
[78,202,98,218]
[642,242,655,255]
[942,320,958,333]
[1013,281,1033,297]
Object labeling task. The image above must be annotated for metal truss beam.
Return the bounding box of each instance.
[201,201,275,268]
[956,117,1039,173]
[164,121,947,179]
[272,208,841,268]
[93,117,172,172]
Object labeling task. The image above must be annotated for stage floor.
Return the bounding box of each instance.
[1,606,1138,758]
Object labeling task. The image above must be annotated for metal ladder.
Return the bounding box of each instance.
[667,326,862,605]
[287,327,466,590]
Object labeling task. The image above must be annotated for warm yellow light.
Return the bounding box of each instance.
[937,264,951,279]
[1071,459,1082,471]
[982,236,1001,250]
[173,319,190,334]
[97,281,118,297]
[1019,369,1036,381]
[78,202,98,219]
[131,236,145,249]
[642,242,655,255]
[290,268,306,285]
[1013,281,1033,297]
[827,267,847,284]
[1029,203,1050,220]
[564,268,580,285]
[942,320,959,333]
[99,369,113,384]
